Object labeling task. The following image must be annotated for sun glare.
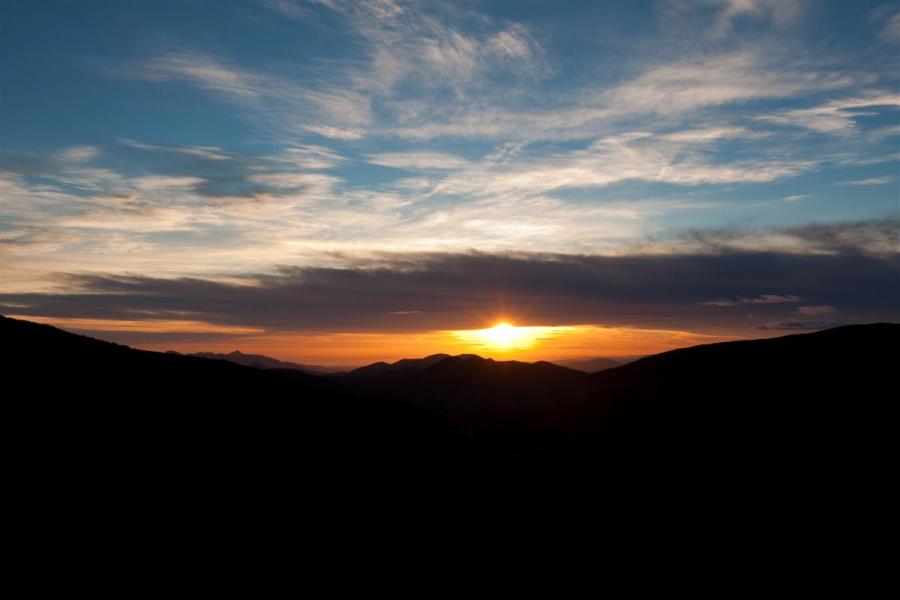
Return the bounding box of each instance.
[453,321,573,351]
[478,322,529,348]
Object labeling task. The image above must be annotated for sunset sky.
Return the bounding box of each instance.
[1,0,898,365]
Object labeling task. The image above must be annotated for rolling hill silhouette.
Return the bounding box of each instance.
[345,353,455,378]
[3,315,895,481]
[556,356,622,373]
[185,350,346,374]
[1,315,470,479]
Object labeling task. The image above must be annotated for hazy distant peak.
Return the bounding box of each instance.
[188,350,346,374]
[556,357,622,373]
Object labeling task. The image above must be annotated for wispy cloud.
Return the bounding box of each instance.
[879,8,900,42]
[271,145,346,170]
[758,93,900,134]
[246,172,340,192]
[262,0,310,19]
[701,294,802,307]
[386,47,864,141]
[300,125,365,141]
[122,139,232,161]
[105,1,866,148]
[796,305,836,316]
[604,51,849,116]
[433,130,816,199]
[640,217,900,256]
[367,151,470,170]
[56,146,101,163]
[133,52,261,100]
[838,175,896,186]
[109,51,373,135]
[311,0,545,93]
[110,1,546,144]
[757,319,845,331]
[132,175,205,191]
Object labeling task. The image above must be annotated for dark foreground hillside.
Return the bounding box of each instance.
[0,315,474,483]
[3,315,896,487]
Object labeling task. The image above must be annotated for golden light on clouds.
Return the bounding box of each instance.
[6,315,264,335]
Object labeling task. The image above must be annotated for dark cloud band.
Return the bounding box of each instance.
[3,241,898,335]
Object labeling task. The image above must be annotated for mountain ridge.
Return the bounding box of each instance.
[3,315,896,478]
[184,350,349,374]
[181,347,625,377]
[555,356,622,373]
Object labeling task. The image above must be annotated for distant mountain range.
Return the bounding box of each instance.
[181,349,624,375]
[555,356,622,372]
[4,314,896,487]
[184,350,349,374]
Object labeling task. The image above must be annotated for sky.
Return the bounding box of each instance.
[1,0,898,365]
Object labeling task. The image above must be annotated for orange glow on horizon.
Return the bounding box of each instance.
[7,313,750,367]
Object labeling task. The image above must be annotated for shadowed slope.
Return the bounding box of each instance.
[578,323,899,473]
[345,353,453,378]
[4,315,896,477]
[1,315,470,478]
[187,350,347,374]
[555,357,622,373]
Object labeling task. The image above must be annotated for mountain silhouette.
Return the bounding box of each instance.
[345,353,454,378]
[3,315,896,483]
[185,350,347,374]
[554,356,622,373]
[1,315,470,479]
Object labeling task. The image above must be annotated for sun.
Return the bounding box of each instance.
[452,321,573,352]
[475,322,531,349]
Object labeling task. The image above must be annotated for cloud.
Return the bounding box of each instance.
[659,126,756,143]
[838,176,896,186]
[111,52,373,135]
[711,0,804,36]
[262,0,310,19]
[3,237,897,337]
[246,172,340,192]
[869,124,900,141]
[758,93,900,134]
[132,175,205,191]
[300,125,365,140]
[313,0,544,93]
[757,319,845,331]
[701,294,801,306]
[880,9,900,42]
[780,218,900,256]
[389,49,861,141]
[796,305,836,316]
[101,0,872,152]
[134,53,260,100]
[367,151,470,170]
[121,139,232,161]
[274,145,346,170]
[489,24,537,61]
[56,146,101,163]
[603,51,843,116]
[433,130,816,199]
[649,217,900,256]
[10,2,899,306]
[130,0,538,143]
[4,135,898,295]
